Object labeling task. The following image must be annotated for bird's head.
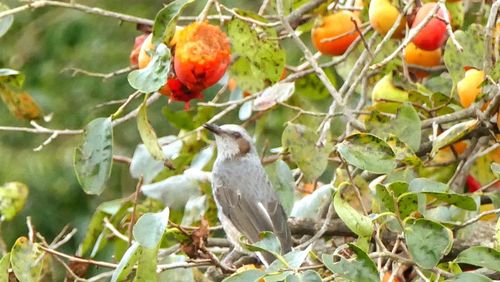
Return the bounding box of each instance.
[203,123,257,160]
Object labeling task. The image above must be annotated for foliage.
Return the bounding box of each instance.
[0,0,499,281]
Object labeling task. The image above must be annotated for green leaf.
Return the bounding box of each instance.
[282,123,331,182]
[158,255,194,282]
[0,68,24,88]
[374,184,396,213]
[385,135,421,166]
[334,188,374,237]
[337,133,396,174]
[290,184,333,218]
[133,208,169,249]
[180,195,206,226]
[265,160,295,216]
[397,192,419,219]
[445,272,492,282]
[366,104,421,151]
[456,246,500,272]
[0,253,10,282]
[128,44,171,93]
[142,174,201,210]
[267,246,311,273]
[295,68,338,100]
[134,246,158,282]
[409,178,448,193]
[223,269,265,282]
[425,192,476,211]
[0,182,28,221]
[444,24,485,84]
[74,117,113,195]
[111,242,141,282]
[405,219,453,269]
[243,231,281,257]
[151,0,194,46]
[10,237,43,282]
[431,119,479,156]
[0,4,13,38]
[130,136,183,184]
[78,200,125,257]
[162,106,196,130]
[137,98,165,161]
[322,244,379,282]
[285,270,322,282]
[227,17,285,92]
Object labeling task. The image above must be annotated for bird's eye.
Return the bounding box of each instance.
[232,132,242,139]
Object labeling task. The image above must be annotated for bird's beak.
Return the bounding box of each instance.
[203,123,224,135]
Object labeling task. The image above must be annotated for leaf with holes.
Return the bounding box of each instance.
[282,123,331,182]
[337,133,396,174]
[456,246,500,272]
[227,17,285,92]
[128,44,171,93]
[10,237,43,282]
[322,244,379,282]
[405,219,453,269]
[137,98,165,161]
[74,117,113,195]
[334,188,374,237]
[151,0,194,46]
[431,119,479,156]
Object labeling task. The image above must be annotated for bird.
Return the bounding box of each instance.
[203,123,292,265]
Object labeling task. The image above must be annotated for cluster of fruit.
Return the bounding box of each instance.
[129,22,231,110]
[311,0,490,111]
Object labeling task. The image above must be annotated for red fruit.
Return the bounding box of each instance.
[466,175,481,192]
[130,34,149,66]
[163,78,204,110]
[411,3,449,50]
[173,22,231,92]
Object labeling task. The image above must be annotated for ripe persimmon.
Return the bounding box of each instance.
[130,34,149,66]
[457,68,485,108]
[138,33,154,69]
[173,22,231,92]
[404,42,441,79]
[411,3,449,50]
[311,11,361,56]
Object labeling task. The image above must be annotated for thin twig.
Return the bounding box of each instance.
[0,0,153,25]
[128,177,144,246]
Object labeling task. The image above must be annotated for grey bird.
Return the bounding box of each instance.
[203,123,292,265]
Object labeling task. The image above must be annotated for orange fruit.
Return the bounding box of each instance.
[138,33,154,69]
[369,0,405,38]
[457,68,485,108]
[404,42,441,79]
[382,272,401,282]
[174,22,231,92]
[411,3,449,50]
[311,11,361,56]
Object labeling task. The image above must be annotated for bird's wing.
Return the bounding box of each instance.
[213,159,292,253]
